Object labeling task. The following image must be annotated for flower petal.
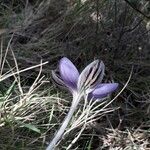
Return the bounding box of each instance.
[51,70,68,90]
[77,60,105,92]
[90,83,118,99]
[59,57,79,90]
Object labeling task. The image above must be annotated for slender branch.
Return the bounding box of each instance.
[124,0,150,19]
[124,19,143,33]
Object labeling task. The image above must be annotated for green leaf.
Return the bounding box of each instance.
[5,80,16,97]
[21,124,41,134]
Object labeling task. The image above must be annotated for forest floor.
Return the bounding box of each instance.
[0,0,149,149]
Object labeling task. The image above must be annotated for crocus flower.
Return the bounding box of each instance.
[47,57,118,150]
[52,57,118,99]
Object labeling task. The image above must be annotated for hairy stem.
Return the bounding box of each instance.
[46,94,81,150]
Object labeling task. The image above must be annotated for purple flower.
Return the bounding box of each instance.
[47,57,119,150]
[52,57,118,99]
